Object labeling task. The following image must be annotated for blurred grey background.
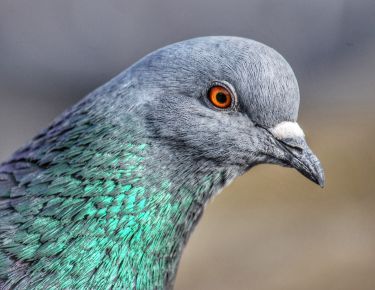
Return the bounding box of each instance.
[1,1,375,289]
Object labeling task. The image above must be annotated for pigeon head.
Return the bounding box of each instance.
[122,36,324,186]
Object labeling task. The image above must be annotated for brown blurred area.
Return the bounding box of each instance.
[1,1,374,289]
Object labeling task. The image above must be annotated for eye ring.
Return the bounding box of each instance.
[207,83,235,110]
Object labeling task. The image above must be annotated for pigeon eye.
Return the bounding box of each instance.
[208,85,232,109]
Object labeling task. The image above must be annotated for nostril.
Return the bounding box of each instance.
[278,138,304,155]
[289,145,303,155]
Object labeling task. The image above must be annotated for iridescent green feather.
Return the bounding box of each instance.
[0,109,222,289]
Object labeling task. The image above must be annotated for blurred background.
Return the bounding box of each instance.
[0,0,374,289]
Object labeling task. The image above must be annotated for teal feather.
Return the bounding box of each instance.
[0,107,223,289]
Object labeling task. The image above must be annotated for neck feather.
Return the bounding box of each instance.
[3,108,232,289]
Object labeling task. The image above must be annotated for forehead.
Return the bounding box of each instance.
[234,45,300,127]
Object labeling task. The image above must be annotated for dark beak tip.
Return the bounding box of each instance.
[313,162,325,188]
[303,169,325,188]
[304,162,325,188]
[289,148,325,189]
[316,175,325,188]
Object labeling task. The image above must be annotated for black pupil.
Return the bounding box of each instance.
[216,92,227,104]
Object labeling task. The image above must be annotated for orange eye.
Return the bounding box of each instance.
[208,85,232,109]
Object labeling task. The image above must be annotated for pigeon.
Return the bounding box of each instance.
[0,36,324,289]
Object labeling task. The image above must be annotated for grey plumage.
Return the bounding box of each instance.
[0,36,324,289]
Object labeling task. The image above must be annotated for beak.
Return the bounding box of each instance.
[265,122,325,187]
[281,138,325,187]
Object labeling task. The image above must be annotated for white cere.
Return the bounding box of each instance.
[270,121,305,140]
